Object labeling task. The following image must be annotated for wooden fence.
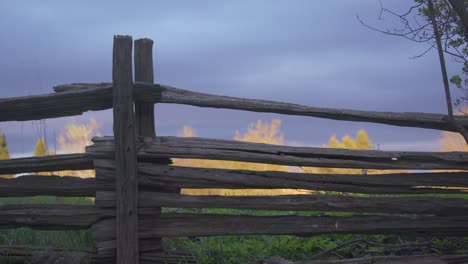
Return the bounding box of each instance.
[0,35,468,264]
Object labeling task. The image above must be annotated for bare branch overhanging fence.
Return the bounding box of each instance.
[0,35,467,264]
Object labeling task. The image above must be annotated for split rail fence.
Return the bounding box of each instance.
[1,35,468,263]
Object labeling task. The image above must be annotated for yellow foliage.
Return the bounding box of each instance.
[437,113,467,173]
[56,118,102,178]
[175,120,307,196]
[34,137,55,176]
[439,131,468,152]
[58,118,101,155]
[303,130,405,175]
[34,138,55,157]
[356,129,372,149]
[435,110,468,173]
[173,120,287,172]
[0,130,13,179]
[303,130,372,175]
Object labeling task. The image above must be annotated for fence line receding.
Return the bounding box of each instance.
[0,35,467,264]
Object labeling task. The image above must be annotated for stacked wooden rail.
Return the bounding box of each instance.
[0,35,467,264]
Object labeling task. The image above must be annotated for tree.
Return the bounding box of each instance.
[446,0,468,42]
[303,130,374,175]
[173,120,307,196]
[0,130,14,179]
[173,120,288,172]
[57,118,101,155]
[56,118,101,178]
[33,137,53,157]
[440,129,468,151]
[33,137,55,176]
[439,111,468,152]
[358,0,468,142]
[31,118,101,177]
[438,111,467,172]
[302,130,407,175]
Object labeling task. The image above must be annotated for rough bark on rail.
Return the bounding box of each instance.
[0,153,97,174]
[94,159,468,194]
[88,136,468,170]
[0,204,113,229]
[0,175,112,197]
[95,191,468,216]
[92,214,468,239]
[5,82,468,133]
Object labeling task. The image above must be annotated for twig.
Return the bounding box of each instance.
[310,238,435,260]
[310,239,364,260]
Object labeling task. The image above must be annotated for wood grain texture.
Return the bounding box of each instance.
[94,159,468,194]
[0,175,112,197]
[134,38,156,138]
[88,136,468,170]
[132,37,163,257]
[134,39,162,258]
[150,82,468,132]
[95,191,468,216]
[0,84,114,121]
[25,81,468,133]
[0,153,98,175]
[92,214,468,239]
[112,35,139,264]
[0,204,112,229]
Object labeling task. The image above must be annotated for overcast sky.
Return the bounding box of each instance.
[0,0,463,156]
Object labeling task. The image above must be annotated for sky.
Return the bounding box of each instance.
[0,0,464,157]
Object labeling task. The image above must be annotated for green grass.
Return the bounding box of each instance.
[0,196,95,251]
[162,207,468,263]
[1,196,467,263]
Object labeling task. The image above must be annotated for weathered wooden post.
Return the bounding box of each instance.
[134,38,163,253]
[113,35,139,264]
[134,38,156,138]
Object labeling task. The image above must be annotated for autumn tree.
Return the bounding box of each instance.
[33,137,55,176]
[440,130,468,151]
[303,130,374,175]
[56,118,101,178]
[33,137,54,157]
[58,118,101,155]
[0,130,14,179]
[173,120,287,172]
[439,111,468,151]
[174,119,307,196]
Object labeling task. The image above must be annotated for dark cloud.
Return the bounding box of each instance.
[0,0,456,155]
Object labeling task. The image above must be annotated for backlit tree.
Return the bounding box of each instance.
[0,130,13,179]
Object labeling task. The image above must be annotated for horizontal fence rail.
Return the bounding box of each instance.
[88,136,468,170]
[0,204,113,230]
[0,84,114,121]
[92,214,468,239]
[0,246,95,264]
[2,82,468,133]
[95,191,468,216]
[2,35,468,264]
[0,245,195,264]
[0,175,112,197]
[94,159,468,194]
[0,153,99,174]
